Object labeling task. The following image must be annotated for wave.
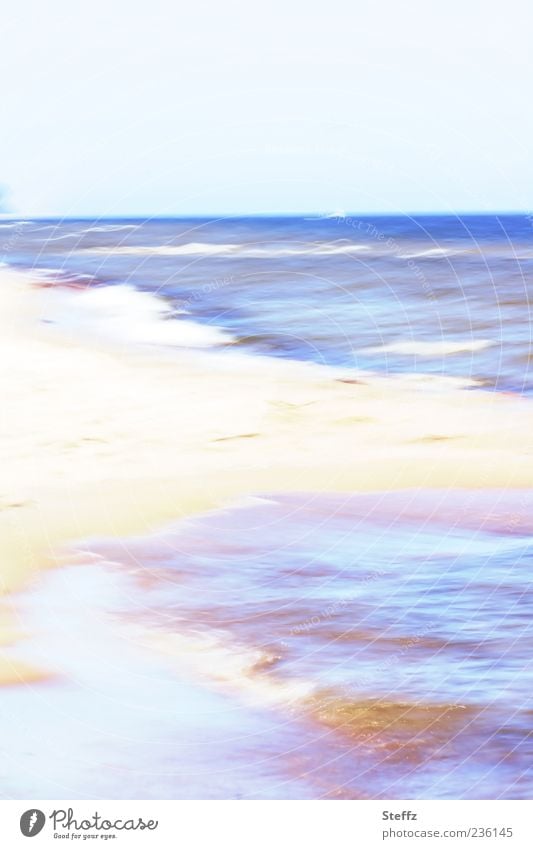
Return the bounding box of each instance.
[29,267,97,286]
[33,232,86,242]
[80,241,370,258]
[22,549,476,762]
[147,628,314,707]
[37,282,234,349]
[0,220,31,229]
[30,274,490,380]
[397,248,467,259]
[105,577,481,755]
[81,224,140,233]
[361,339,494,357]
[382,373,482,389]
[32,226,140,242]
[142,623,478,756]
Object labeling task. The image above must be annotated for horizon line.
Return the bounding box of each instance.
[1,210,532,221]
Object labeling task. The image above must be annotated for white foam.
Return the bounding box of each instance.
[361,339,494,357]
[81,241,369,258]
[148,629,315,708]
[386,373,482,390]
[36,232,85,242]
[398,248,465,259]
[29,267,95,283]
[81,224,140,233]
[38,283,234,349]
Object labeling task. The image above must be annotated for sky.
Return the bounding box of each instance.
[1,0,533,217]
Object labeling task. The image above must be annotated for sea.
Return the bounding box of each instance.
[2,213,532,391]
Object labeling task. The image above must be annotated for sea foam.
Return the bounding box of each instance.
[81,241,370,258]
[37,282,234,349]
[361,339,494,356]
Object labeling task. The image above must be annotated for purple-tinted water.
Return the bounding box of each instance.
[69,489,533,799]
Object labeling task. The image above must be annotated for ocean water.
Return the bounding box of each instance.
[2,216,532,798]
[75,489,532,800]
[2,214,533,391]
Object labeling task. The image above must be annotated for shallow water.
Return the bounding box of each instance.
[39,489,531,800]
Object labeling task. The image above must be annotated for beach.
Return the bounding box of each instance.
[1,263,532,798]
[2,263,532,588]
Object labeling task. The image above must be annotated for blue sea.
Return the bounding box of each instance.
[2,213,532,391]
[1,215,532,799]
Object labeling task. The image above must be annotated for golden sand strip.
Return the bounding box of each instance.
[1,268,532,680]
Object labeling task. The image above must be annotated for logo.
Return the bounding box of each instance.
[20,810,46,837]
[18,807,159,838]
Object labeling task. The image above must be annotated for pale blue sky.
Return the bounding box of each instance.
[1,0,532,216]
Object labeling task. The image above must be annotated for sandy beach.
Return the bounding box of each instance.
[1,266,533,683]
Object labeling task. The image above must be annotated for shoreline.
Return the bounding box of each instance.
[2,266,533,580]
[1,267,533,679]
[1,267,532,799]
[3,486,531,799]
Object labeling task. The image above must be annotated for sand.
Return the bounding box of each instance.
[1,267,533,683]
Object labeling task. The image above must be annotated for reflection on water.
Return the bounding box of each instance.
[84,489,533,799]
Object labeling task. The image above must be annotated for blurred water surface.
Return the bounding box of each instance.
[85,490,533,799]
[3,214,532,391]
